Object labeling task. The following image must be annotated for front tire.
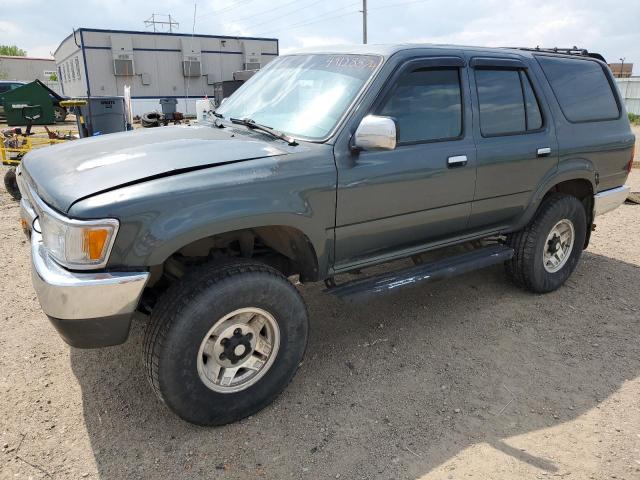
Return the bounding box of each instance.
[4,167,21,200]
[505,193,587,293]
[143,261,308,426]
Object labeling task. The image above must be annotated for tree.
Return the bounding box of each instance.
[0,45,27,56]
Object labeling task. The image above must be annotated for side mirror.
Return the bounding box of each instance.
[353,115,397,151]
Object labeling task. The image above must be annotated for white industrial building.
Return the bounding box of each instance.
[53,28,279,116]
[616,77,640,115]
[0,55,61,93]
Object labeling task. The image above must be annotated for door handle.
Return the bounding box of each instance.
[447,155,468,167]
[537,147,551,157]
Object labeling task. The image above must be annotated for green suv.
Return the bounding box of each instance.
[16,45,634,425]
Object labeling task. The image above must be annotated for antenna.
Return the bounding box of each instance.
[144,14,179,33]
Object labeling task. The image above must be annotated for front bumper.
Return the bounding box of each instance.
[594,185,630,216]
[20,178,149,348]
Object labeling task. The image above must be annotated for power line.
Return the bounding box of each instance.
[262,0,426,42]
[197,0,257,19]
[209,0,301,24]
[369,0,428,11]
[240,0,328,31]
[203,0,429,42]
[256,6,360,36]
[256,4,359,35]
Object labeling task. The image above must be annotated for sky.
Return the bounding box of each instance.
[1,0,639,71]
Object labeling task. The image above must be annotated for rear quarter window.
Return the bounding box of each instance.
[536,56,619,122]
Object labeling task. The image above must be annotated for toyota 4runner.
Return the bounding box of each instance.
[16,45,635,425]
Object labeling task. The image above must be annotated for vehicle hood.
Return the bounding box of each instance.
[22,124,289,213]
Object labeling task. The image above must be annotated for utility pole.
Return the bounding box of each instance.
[619,57,625,78]
[361,0,368,44]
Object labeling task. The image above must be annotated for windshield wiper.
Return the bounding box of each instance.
[206,110,225,128]
[229,117,298,146]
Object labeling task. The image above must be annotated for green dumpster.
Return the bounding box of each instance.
[1,80,65,126]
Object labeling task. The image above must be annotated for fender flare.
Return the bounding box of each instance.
[511,158,596,232]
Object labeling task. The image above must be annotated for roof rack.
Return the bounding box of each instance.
[508,46,606,63]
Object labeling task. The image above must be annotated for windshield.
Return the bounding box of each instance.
[216,54,382,140]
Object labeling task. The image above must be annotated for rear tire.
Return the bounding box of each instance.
[143,260,308,426]
[505,193,586,293]
[4,167,21,201]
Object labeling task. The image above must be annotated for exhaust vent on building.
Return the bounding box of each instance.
[111,35,135,76]
[181,38,201,77]
[242,42,261,70]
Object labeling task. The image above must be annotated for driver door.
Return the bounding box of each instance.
[334,57,477,268]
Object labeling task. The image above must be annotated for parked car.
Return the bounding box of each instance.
[0,80,26,118]
[16,45,634,426]
[0,80,26,95]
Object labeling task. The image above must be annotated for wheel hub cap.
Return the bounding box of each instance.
[219,329,252,364]
[543,219,575,273]
[197,307,280,393]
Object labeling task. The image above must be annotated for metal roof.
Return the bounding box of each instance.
[0,55,54,62]
[54,27,279,57]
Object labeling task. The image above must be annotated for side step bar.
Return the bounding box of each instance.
[327,244,514,298]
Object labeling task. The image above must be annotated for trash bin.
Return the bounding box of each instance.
[1,80,61,126]
[73,96,127,138]
[159,98,178,120]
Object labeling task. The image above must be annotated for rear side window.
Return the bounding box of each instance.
[475,69,543,136]
[522,74,542,130]
[378,67,462,143]
[536,56,619,122]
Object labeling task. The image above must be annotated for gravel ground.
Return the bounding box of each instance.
[1,150,639,479]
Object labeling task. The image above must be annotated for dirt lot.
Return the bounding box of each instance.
[1,133,639,479]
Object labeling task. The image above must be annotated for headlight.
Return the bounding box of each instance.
[35,207,118,270]
[39,213,118,269]
[23,179,119,270]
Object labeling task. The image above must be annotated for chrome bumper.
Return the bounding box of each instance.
[593,185,630,216]
[19,173,149,347]
[30,229,149,320]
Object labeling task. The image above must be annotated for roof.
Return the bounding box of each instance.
[608,63,634,76]
[609,62,633,70]
[0,55,54,62]
[55,27,278,56]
